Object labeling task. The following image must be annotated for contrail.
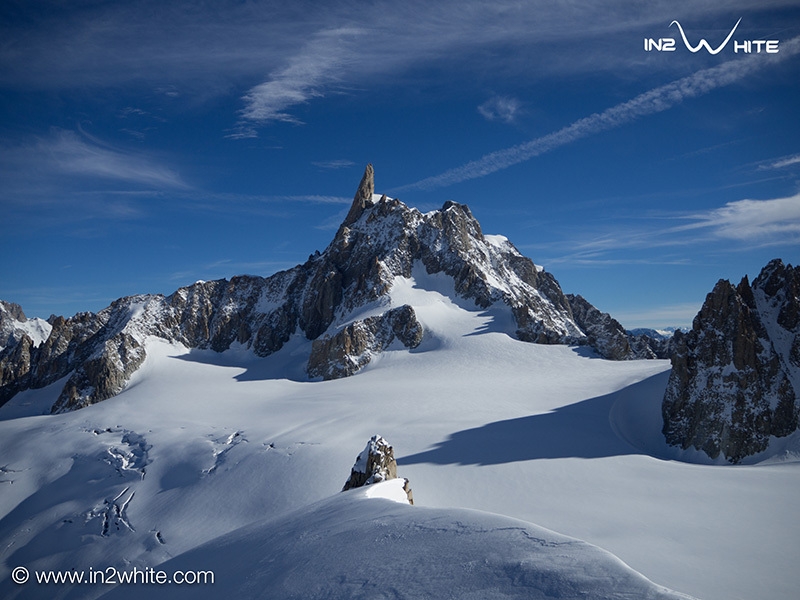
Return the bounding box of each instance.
[399,36,800,192]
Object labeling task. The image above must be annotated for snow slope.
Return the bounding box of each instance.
[101,480,693,600]
[1,280,798,600]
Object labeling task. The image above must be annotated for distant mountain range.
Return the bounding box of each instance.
[1,165,797,462]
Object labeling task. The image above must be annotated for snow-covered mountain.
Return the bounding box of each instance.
[1,168,798,600]
[628,327,684,339]
[0,165,653,414]
[2,304,796,600]
[663,259,800,463]
[0,301,51,352]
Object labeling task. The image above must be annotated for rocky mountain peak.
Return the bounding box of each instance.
[0,300,26,323]
[342,163,376,228]
[1,165,652,413]
[662,259,799,463]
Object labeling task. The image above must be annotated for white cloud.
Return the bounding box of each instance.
[199,192,351,205]
[676,195,800,242]
[0,129,189,205]
[4,1,797,138]
[522,195,800,271]
[763,153,800,169]
[40,129,188,189]
[240,27,364,125]
[478,96,521,123]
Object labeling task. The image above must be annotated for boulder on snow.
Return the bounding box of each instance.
[342,435,413,504]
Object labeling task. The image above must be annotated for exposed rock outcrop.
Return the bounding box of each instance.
[0,333,34,406]
[0,300,26,347]
[566,294,671,360]
[308,305,423,380]
[342,435,413,504]
[626,328,673,359]
[662,259,800,463]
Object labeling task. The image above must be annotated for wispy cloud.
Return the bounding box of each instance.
[534,194,800,268]
[0,129,190,230]
[312,159,356,170]
[231,2,617,132]
[31,129,188,189]
[240,26,364,125]
[3,1,796,137]
[478,96,522,124]
[400,36,800,191]
[188,192,351,206]
[761,153,800,169]
[675,195,800,242]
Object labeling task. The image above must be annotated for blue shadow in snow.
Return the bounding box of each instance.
[398,373,667,465]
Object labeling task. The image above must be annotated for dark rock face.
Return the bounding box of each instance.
[626,329,673,360]
[0,334,33,406]
[662,260,800,463]
[342,435,413,504]
[566,294,670,360]
[0,301,27,348]
[0,165,645,413]
[308,305,423,380]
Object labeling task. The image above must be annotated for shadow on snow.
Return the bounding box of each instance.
[399,371,673,465]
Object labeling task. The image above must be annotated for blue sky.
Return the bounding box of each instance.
[1,0,799,328]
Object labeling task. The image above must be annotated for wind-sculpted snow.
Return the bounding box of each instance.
[100,481,697,600]
[1,333,798,600]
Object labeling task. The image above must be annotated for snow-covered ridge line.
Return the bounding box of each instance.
[0,165,658,413]
[100,481,697,600]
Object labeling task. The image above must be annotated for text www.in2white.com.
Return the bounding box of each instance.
[11,565,214,586]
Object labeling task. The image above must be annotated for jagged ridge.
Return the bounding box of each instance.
[662,259,800,463]
[1,165,647,413]
[566,294,668,360]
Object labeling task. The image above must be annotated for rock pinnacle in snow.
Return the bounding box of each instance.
[342,163,375,227]
[342,435,414,504]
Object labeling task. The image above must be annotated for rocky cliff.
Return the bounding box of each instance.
[662,259,800,463]
[566,294,667,360]
[1,165,650,413]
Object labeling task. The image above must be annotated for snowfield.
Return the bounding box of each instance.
[1,279,798,599]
